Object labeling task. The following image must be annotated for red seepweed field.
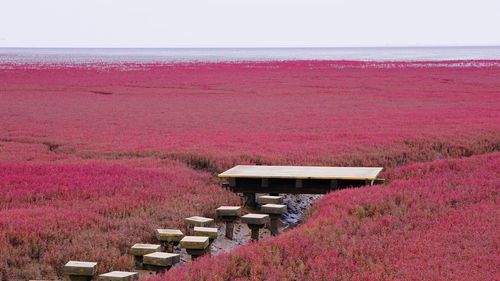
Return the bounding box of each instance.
[0,61,499,280]
[149,152,500,281]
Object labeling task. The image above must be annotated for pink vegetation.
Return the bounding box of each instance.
[1,61,500,168]
[149,152,500,281]
[0,161,238,279]
[0,61,499,279]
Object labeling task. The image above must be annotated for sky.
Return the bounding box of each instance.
[0,0,499,48]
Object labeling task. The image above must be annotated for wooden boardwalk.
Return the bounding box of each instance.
[219,165,384,195]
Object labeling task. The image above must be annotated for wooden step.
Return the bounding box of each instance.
[261,204,287,215]
[155,229,184,242]
[130,244,162,256]
[185,216,214,227]
[63,261,97,277]
[216,206,241,217]
[257,195,283,205]
[241,214,269,225]
[193,227,218,240]
[179,236,209,250]
[143,252,180,267]
[98,271,139,281]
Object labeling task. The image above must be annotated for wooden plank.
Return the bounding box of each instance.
[219,165,383,180]
[130,244,161,256]
[98,271,139,281]
[179,236,209,250]
[143,253,180,267]
[241,214,269,225]
[63,261,97,276]
[155,229,184,242]
[193,227,218,239]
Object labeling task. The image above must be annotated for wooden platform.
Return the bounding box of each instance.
[219,165,383,194]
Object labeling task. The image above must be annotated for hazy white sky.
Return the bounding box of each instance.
[1,0,499,48]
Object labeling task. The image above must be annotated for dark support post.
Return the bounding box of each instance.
[248,224,264,240]
[226,220,235,239]
[187,248,209,260]
[243,193,256,207]
[269,215,280,235]
[330,179,339,191]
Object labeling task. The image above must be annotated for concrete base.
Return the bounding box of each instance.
[225,219,235,240]
[243,193,256,207]
[269,214,280,236]
[160,241,179,253]
[247,224,265,241]
[68,276,93,281]
[133,255,144,268]
[186,248,209,259]
[142,264,171,273]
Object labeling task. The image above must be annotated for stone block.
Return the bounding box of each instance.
[257,195,283,205]
[216,206,241,217]
[155,229,184,242]
[130,244,162,256]
[185,216,214,227]
[241,214,269,225]
[261,204,287,215]
[98,271,138,281]
[193,227,218,240]
[179,236,209,250]
[63,261,97,276]
[143,252,180,267]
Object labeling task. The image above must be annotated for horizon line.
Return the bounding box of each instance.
[1,45,500,50]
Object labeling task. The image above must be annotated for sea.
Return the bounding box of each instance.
[1,46,500,64]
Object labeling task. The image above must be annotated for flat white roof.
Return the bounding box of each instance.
[218,165,383,180]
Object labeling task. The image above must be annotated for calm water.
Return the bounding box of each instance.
[1,47,500,64]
